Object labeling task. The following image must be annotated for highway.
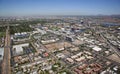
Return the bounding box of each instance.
[91,25,120,58]
[100,33,120,57]
[2,26,11,74]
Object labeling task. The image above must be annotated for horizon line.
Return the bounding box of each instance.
[0,14,120,17]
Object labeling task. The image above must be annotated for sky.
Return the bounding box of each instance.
[0,0,120,16]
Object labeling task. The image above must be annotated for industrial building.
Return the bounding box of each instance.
[13,43,29,55]
[0,48,4,61]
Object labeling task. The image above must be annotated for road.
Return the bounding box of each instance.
[91,26,120,58]
[95,26,120,58]
[100,33,120,58]
[2,26,11,74]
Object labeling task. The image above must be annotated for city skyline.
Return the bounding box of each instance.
[0,0,120,16]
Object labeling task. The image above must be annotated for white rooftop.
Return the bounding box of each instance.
[0,48,4,61]
[92,46,102,51]
[13,43,29,54]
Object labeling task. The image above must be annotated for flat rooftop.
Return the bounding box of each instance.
[0,48,4,61]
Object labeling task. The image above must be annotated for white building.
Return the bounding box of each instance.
[36,28,46,34]
[13,43,29,55]
[92,46,102,51]
[75,56,85,62]
[56,53,65,58]
[0,48,4,61]
[66,58,74,63]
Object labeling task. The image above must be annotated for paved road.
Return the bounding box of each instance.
[2,26,11,74]
[92,26,120,58]
[98,29,120,58]
[101,33,120,57]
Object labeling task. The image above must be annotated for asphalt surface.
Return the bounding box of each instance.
[2,26,11,74]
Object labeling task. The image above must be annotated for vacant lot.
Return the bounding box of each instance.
[108,54,120,63]
[45,41,74,50]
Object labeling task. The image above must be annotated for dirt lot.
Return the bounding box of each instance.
[108,54,120,63]
[45,41,74,50]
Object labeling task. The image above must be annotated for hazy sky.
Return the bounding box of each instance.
[0,0,120,16]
